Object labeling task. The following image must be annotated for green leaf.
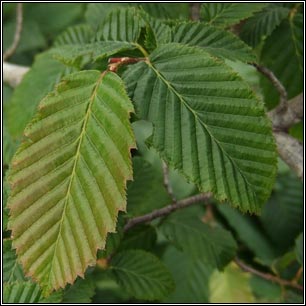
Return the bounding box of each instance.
[96,8,142,43]
[3,179,10,231]
[51,41,136,68]
[4,281,42,303]
[140,3,189,20]
[260,172,303,252]
[127,157,171,217]
[61,277,95,303]
[6,51,75,139]
[217,204,277,265]
[7,70,136,294]
[123,43,277,213]
[85,3,130,30]
[54,24,94,46]
[209,263,255,303]
[119,224,157,252]
[172,22,256,62]
[240,4,289,47]
[3,239,25,282]
[111,250,174,300]
[163,246,213,303]
[200,3,267,28]
[295,233,303,265]
[260,13,303,108]
[161,217,237,269]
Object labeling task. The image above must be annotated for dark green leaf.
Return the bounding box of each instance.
[161,217,237,269]
[4,282,41,303]
[200,3,267,28]
[111,250,174,300]
[172,22,256,62]
[294,233,303,265]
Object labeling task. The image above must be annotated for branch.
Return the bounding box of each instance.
[124,192,212,231]
[253,63,287,108]
[3,61,29,87]
[162,161,176,203]
[269,93,303,130]
[273,131,303,181]
[235,257,304,292]
[3,3,23,61]
[190,3,201,21]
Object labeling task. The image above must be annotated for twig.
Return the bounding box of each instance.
[269,93,303,130]
[124,192,212,231]
[253,63,287,109]
[162,161,176,203]
[190,3,201,21]
[3,3,23,61]
[273,131,303,181]
[235,257,304,292]
[292,267,303,285]
[3,61,29,87]
[107,57,145,73]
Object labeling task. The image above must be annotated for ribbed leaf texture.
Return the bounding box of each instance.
[54,24,94,46]
[3,239,25,282]
[123,43,277,213]
[7,70,135,294]
[260,13,303,108]
[172,22,256,62]
[240,4,289,47]
[96,8,142,42]
[4,281,42,303]
[200,3,267,28]
[111,250,175,300]
[6,51,75,139]
[161,217,237,269]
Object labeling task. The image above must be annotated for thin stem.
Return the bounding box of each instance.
[162,161,176,203]
[252,63,287,110]
[190,3,201,21]
[3,3,23,61]
[124,193,212,231]
[235,257,304,292]
[134,43,149,57]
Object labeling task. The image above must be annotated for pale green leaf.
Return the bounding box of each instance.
[5,51,75,139]
[161,217,237,269]
[295,233,303,265]
[3,239,25,282]
[123,43,277,213]
[111,250,174,300]
[127,157,171,217]
[163,247,213,303]
[200,3,267,28]
[240,4,289,47]
[172,22,256,62]
[4,281,42,303]
[218,204,277,265]
[260,14,303,108]
[209,263,255,303]
[54,24,94,46]
[260,172,303,252]
[7,70,136,294]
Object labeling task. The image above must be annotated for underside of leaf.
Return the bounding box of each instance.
[7,70,136,294]
[123,43,277,213]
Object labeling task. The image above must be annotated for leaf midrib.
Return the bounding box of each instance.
[145,59,257,205]
[46,71,106,289]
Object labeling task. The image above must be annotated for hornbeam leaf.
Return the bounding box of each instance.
[4,281,42,303]
[123,43,277,213]
[172,22,256,62]
[161,217,237,269]
[7,70,136,294]
[111,250,175,300]
[200,3,267,28]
